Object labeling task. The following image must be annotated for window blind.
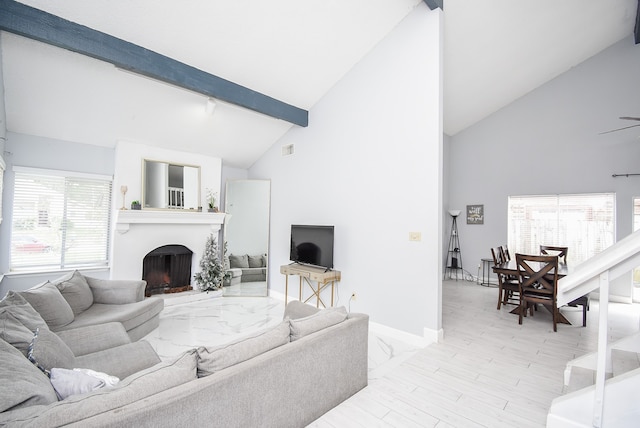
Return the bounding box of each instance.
[11,169,112,270]
[507,193,615,265]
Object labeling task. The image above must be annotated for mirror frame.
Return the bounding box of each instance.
[141,159,201,211]
[223,179,271,297]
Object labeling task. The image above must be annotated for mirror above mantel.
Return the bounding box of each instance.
[142,159,201,210]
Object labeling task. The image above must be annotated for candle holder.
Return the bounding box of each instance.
[120,185,128,210]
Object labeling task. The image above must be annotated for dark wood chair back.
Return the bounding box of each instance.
[540,245,568,264]
[491,246,518,310]
[516,253,560,331]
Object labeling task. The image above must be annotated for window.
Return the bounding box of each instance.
[508,193,615,265]
[11,167,112,271]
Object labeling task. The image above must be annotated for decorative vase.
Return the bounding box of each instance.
[131,202,141,210]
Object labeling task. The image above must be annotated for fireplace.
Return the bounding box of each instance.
[111,210,226,290]
[143,245,193,296]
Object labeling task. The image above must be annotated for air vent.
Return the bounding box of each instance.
[281,144,295,157]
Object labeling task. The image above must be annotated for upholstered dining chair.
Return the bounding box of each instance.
[516,253,560,331]
[491,247,519,310]
[540,245,568,264]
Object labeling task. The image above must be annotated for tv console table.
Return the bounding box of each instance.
[280,264,341,308]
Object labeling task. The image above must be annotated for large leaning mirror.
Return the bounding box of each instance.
[223,180,270,297]
[142,159,201,210]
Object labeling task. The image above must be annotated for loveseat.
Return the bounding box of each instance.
[1,299,369,427]
[225,253,268,285]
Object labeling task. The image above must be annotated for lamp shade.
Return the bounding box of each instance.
[448,209,461,217]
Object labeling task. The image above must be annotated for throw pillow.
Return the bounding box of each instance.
[289,306,348,341]
[197,321,290,377]
[0,311,40,356]
[28,328,76,375]
[0,291,48,331]
[248,254,264,268]
[49,368,105,400]
[283,300,320,320]
[229,254,249,269]
[18,282,75,330]
[0,338,58,412]
[52,270,94,316]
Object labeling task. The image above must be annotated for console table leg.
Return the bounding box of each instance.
[285,274,289,304]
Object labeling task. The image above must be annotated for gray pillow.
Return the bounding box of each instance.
[18,282,75,329]
[53,270,94,316]
[0,291,48,330]
[0,338,58,412]
[289,306,348,341]
[248,254,264,268]
[283,300,320,320]
[197,321,290,377]
[28,328,76,375]
[229,254,249,269]
[0,311,40,356]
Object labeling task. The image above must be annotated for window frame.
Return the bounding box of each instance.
[10,166,113,272]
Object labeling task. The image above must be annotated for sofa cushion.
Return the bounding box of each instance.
[0,312,37,356]
[18,282,75,329]
[52,270,94,316]
[197,321,290,377]
[0,291,48,330]
[28,327,76,374]
[283,300,321,320]
[289,306,348,341]
[248,254,265,268]
[229,254,249,268]
[0,338,58,412]
[57,299,164,333]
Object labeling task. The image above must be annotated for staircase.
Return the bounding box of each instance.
[546,230,640,427]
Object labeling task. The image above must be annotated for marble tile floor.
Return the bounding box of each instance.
[143,280,640,427]
[142,292,422,380]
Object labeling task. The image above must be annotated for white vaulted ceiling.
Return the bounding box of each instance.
[1,0,638,167]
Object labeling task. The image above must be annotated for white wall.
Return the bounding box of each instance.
[448,36,640,300]
[251,4,443,339]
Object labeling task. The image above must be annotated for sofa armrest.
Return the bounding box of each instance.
[56,322,131,357]
[85,277,146,304]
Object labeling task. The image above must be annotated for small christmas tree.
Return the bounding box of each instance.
[194,234,225,292]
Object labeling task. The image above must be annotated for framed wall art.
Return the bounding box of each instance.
[467,204,484,225]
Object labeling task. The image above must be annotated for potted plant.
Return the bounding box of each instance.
[206,189,218,213]
[131,200,141,210]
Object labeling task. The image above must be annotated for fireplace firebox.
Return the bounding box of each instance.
[143,245,193,296]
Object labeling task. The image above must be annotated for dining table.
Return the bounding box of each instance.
[492,259,573,324]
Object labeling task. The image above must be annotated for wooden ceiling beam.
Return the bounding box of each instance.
[0,0,309,127]
[635,0,640,44]
[423,0,443,10]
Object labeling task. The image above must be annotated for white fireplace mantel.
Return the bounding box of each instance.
[115,210,226,234]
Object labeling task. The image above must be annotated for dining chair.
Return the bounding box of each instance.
[500,245,511,262]
[516,253,560,331]
[540,245,568,264]
[491,247,519,310]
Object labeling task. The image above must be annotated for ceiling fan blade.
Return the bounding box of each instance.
[599,123,640,135]
[619,117,640,121]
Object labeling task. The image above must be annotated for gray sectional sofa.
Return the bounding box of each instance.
[13,270,164,341]
[225,253,267,285]
[1,288,369,427]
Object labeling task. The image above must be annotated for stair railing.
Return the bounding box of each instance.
[556,229,640,427]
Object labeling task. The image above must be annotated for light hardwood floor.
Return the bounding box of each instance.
[310,279,640,427]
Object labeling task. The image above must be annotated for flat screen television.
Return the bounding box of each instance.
[289,225,334,270]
